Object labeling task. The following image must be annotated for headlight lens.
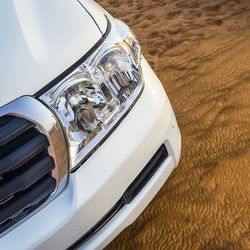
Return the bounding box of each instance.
[40,19,144,169]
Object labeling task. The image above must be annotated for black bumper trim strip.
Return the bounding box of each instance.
[68,144,168,249]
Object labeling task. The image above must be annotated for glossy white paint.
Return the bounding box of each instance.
[0,1,181,248]
[0,58,181,250]
[78,0,110,33]
[0,0,104,107]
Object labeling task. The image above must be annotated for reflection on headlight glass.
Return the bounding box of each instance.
[40,19,144,169]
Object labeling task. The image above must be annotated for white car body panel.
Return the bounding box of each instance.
[0,0,104,107]
[77,0,109,33]
[0,58,181,250]
[0,1,181,249]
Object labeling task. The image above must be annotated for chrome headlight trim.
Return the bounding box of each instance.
[39,18,144,171]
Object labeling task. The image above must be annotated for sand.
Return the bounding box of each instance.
[96,0,250,249]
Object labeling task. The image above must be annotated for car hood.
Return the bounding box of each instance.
[0,0,107,107]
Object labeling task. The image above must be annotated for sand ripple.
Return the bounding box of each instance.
[96,0,250,249]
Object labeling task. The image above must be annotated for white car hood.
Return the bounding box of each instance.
[0,0,106,107]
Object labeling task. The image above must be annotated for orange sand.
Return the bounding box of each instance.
[96,0,250,249]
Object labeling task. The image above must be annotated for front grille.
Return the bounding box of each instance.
[0,115,56,233]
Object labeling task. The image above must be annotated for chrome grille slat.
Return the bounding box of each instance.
[0,176,56,227]
[0,155,54,203]
[0,134,49,175]
[0,117,33,147]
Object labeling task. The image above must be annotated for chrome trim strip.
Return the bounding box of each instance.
[0,96,68,236]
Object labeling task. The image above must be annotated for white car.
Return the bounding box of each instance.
[0,0,181,249]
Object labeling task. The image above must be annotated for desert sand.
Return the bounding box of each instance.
[96,0,250,249]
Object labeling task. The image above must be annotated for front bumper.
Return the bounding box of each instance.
[1,58,181,250]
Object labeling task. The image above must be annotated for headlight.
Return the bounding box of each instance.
[40,19,144,169]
